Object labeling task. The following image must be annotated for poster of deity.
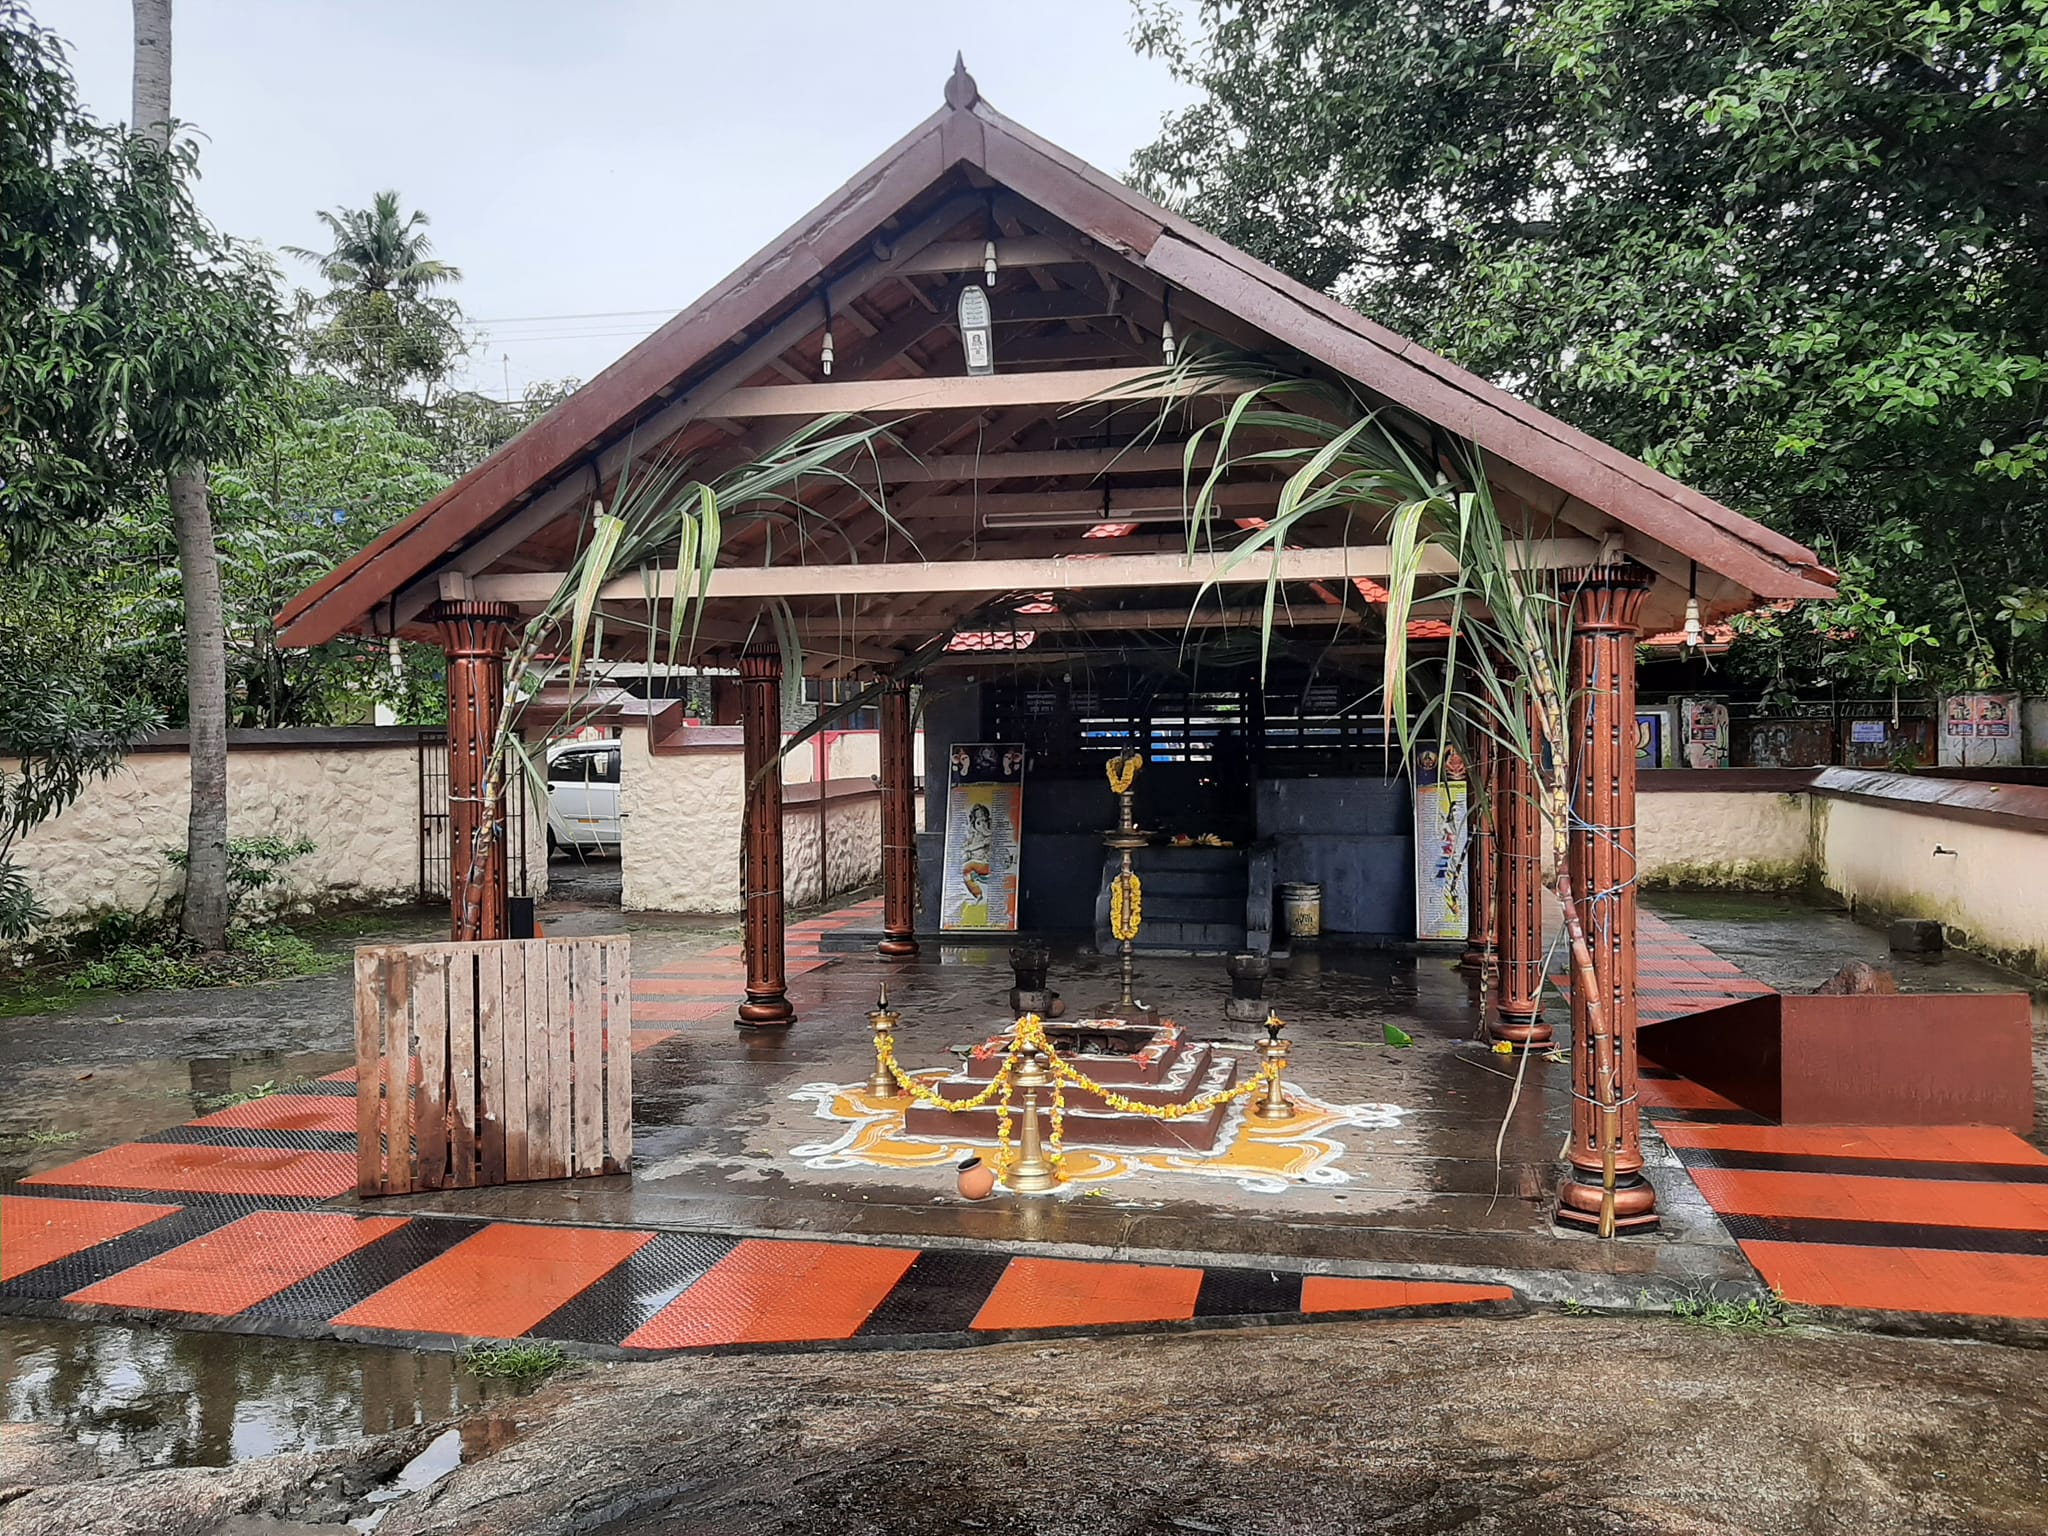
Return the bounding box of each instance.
[939,741,1024,931]
[1413,746,1470,943]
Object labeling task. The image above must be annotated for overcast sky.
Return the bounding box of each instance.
[38,0,1196,396]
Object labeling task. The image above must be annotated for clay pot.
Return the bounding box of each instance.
[956,1156,997,1200]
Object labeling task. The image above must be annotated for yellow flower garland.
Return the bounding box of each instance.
[872,1013,1282,1185]
[1105,751,1143,795]
[1108,872,1143,941]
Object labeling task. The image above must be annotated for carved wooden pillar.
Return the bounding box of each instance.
[1490,710,1550,1047]
[1458,729,1496,974]
[878,677,919,957]
[1557,564,1658,1233]
[434,601,518,941]
[737,648,794,1027]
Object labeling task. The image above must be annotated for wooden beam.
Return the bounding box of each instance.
[911,483,1283,519]
[473,540,1600,606]
[893,236,1078,276]
[702,366,1245,422]
[864,443,1222,484]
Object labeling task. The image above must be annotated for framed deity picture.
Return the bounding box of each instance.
[939,742,1024,931]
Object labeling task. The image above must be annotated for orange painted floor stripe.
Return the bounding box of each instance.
[22,1144,357,1199]
[68,1211,407,1314]
[630,1003,731,1024]
[628,1028,679,1050]
[632,976,741,995]
[1,1195,181,1280]
[1688,1168,2048,1230]
[334,1223,651,1338]
[622,1239,917,1348]
[190,1094,358,1133]
[1659,1123,2048,1166]
[971,1257,1203,1331]
[1300,1276,1515,1313]
[1740,1241,2048,1320]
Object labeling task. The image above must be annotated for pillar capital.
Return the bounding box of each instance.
[1561,562,1655,632]
[738,647,783,682]
[429,599,520,658]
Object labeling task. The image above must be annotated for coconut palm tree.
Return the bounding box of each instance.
[285,191,461,298]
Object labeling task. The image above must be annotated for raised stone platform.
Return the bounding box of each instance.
[900,1017,1248,1152]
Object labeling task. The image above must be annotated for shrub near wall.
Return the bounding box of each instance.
[5,727,547,944]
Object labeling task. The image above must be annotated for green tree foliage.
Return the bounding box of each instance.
[87,380,454,727]
[0,583,161,937]
[1,4,279,550]
[1133,0,2048,689]
[286,189,468,405]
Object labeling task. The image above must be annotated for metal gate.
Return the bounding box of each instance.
[416,731,529,904]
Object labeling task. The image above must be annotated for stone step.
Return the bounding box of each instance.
[1139,893,1246,923]
[1130,919,1247,952]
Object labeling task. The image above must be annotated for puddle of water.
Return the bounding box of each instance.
[0,1319,528,1474]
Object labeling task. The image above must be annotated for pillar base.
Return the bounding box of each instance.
[1457,943,1496,975]
[877,934,919,958]
[1487,1014,1553,1050]
[1554,1170,1660,1235]
[736,996,795,1028]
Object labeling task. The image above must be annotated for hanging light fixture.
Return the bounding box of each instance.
[1683,560,1703,649]
[958,284,994,376]
[819,286,835,377]
[1160,286,1176,364]
[983,192,1000,288]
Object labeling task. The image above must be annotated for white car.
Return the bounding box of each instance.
[545,739,622,852]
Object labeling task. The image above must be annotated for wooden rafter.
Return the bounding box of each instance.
[472,539,1601,607]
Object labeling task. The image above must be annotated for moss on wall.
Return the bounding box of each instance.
[1638,857,1817,894]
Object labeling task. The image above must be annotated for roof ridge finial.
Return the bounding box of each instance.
[945,52,979,110]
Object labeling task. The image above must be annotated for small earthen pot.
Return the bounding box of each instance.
[956,1155,997,1200]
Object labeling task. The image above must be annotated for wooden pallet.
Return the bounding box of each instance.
[354,936,631,1195]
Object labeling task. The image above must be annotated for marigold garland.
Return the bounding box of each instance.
[1105,751,1143,795]
[1109,872,1143,941]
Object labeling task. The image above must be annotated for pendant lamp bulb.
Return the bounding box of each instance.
[1161,320,1177,364]
[983,239,999,287]
[1682,560,1702,648]
[820,288,834,377]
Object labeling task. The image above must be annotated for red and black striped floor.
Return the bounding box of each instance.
[5,900,2040,1344]
[1,898,1518,1349]
[1629,912,2048,1323]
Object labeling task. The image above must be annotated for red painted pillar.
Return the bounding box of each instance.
[878,677,919,957]
[434,600,518,942]
[1490,713,1550,1048]
[1556,564,1658,1234]
[737,648,794,1027]
[1458,729,1496,974]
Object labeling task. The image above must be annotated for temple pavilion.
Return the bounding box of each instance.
[279,62,1833,1235]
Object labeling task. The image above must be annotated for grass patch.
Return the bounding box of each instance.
[462,1341,571,1384]
[64,927,334,994]
[1668,1286,1793,1333]
[191,1078,304,1113]
[0,1127,83,1152]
